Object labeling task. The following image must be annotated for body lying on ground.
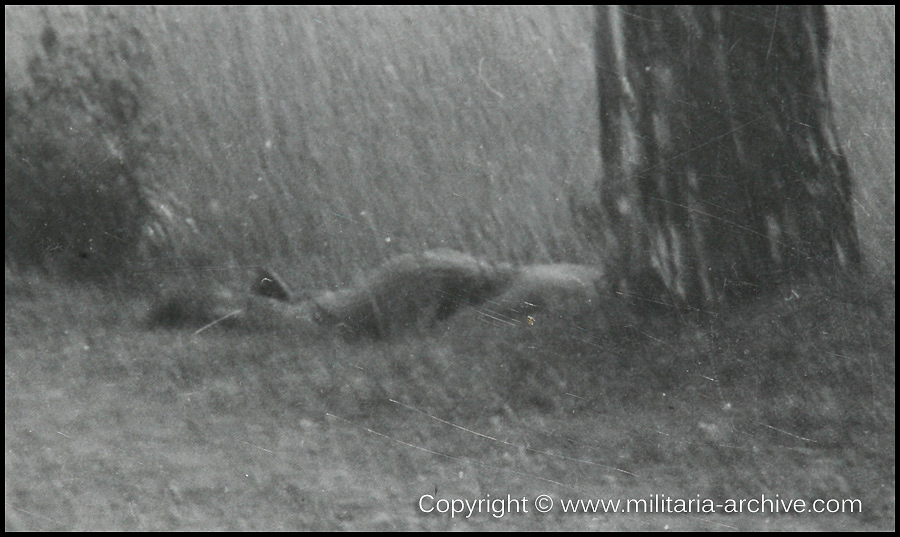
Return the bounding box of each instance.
[148,249,608,339]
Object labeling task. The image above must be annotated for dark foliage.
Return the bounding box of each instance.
[5,11,156,282]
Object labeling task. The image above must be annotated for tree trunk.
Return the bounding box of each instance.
[585,5,860,309]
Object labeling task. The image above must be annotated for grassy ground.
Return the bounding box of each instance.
[5,272,894,530]
[4,5,894,531]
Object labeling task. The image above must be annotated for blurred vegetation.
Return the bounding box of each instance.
[827,6,895,278]
[6,6,601,291]
[4,6,893,291]
[5,7,157,282]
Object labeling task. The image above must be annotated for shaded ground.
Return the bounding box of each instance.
[5,274,895,530]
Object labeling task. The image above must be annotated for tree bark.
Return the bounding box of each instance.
[585,5,860,308]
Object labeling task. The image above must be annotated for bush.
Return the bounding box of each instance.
[5,12,156,282]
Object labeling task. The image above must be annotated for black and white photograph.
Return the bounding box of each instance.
[5,5,894,531]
